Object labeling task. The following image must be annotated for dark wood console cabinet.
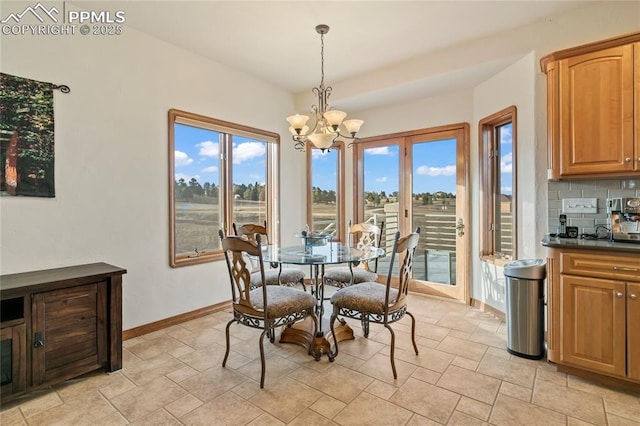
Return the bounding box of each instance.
[0,263,126,402]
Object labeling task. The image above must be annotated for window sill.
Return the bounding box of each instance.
[480,255,512,268]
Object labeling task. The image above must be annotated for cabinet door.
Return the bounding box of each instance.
[628,283,640,381]
[635,43,640,173]
[559,44,634,176]
[560,275,626,377]
[31,283,107,386]
[0,324,26,397]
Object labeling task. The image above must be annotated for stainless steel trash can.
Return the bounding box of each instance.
[504,259,546,359]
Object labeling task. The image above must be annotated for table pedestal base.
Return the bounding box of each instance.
[280,317,355,361]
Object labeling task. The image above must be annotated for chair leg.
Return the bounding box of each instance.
[259,329,268,388]
[300,277,307,292]
[362,317,370,338]
[384,324,398,379]
[222,318,234,367]
[406,311,419,355]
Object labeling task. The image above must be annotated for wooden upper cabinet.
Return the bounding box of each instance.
[542,32,640,179]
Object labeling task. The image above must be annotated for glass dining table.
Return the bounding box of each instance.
[260,241,385,360]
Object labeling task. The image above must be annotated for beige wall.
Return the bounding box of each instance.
[337,1,640,313]
[1,1,638,330]
[0,25,303,329]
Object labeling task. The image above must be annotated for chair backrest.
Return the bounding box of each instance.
[233,221,270,245]
[349,221,384,272]
[219,229,266,315]
[384,228,420,310]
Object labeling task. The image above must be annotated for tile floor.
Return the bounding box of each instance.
[2,289,640,425]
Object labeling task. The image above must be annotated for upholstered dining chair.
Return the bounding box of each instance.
[329,228,420,378]
[324,221,385,287]
[219,230,318,388]
[233,221,307,291]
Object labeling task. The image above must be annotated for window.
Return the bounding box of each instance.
[307,142,345,241]
[479,106,516,262]
[169,109,279,267]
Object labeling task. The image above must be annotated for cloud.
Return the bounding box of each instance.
[501,152,512,173]
[376,177,388,183]
[367,147,393,156]
[174,150,193,167]
[415,165,456,176]
[197,141,219,157]
[500,126,512,144]
[233,142,265,164]
[312,149,331,159]
[201,166,218,173]
[501,186,513,195]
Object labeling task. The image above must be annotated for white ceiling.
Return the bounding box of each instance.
[74,0,597,110]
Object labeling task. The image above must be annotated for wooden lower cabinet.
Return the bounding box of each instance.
[560,275,626,377]
[548,248,640,386]
[0,263,126,402]
[628,283,640,381]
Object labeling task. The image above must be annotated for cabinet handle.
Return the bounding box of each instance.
[631,294,638,300]
[613,266,639,272]
[34,331,44,348]
[625,157,632,163]
[616,292,624,298]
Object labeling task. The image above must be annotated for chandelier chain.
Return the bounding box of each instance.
[320,32,325,89]
[286,24,363,151]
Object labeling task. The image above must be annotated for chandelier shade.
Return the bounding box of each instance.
[287,24,364,152]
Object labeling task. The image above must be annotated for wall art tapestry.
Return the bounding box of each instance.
[0,73,56,197]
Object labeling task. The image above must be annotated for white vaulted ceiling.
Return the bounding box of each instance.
[73,1,605,110]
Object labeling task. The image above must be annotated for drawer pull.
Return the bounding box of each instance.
[613,266,639,272]
[631,294,638,300]
[616,292,624,298]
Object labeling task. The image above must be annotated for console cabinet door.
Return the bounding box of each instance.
[31,283,107,386]
[558,43,634,176]
[0,324,26,397]
[628,283,640,381]
[560,275,626,377]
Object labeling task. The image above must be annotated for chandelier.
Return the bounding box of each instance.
[286,24,364,152]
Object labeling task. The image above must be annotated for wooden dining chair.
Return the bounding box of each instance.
[324,221,384,287]
[219,230,318,388]
[329,228,420,378]
[233,221,306,291]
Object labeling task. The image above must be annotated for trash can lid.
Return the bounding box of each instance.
[504,259,546,279]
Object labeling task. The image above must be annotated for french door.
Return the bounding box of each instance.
[354,124,470,302]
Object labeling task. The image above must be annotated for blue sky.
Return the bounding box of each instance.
[174,123,266,186]
[358,129,513,196]
[175,122,513,197]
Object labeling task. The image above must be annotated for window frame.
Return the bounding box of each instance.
[168,109,279,267]
[478,105,517,264]
[306,141,346,242]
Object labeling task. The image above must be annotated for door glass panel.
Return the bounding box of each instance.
[412,138,457,285]
[362,144,399,275]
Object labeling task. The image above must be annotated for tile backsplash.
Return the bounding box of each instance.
[547,178,640,236]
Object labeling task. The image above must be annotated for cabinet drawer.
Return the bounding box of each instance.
[561,251,640,281]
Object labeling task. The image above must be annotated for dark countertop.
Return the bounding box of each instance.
[541,235,640,253]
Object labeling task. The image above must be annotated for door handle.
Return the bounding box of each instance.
[455,218,465,237]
